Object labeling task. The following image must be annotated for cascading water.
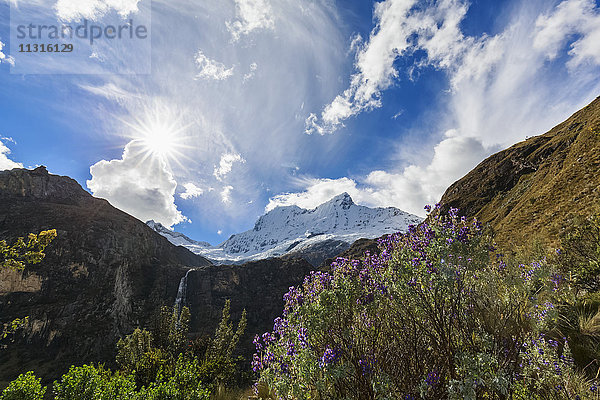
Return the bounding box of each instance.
[174,269,192,313]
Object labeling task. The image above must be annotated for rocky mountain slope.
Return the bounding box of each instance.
[0,166,212,384]
[439,96,600,248]
[0,167,321,385]
[149,193,422,265]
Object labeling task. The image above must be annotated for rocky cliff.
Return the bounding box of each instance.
[179,257,314,356]
[0,166,211,384]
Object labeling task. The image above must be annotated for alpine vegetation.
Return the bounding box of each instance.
[252,206,592,399]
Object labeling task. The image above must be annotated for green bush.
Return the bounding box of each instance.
[253,206,593,399]
[53,364,105,400]
[558,212,600,291]
[53,364,136,400]
[0,371,46,400]
[201,300,247,387]
[0,230,57,271]
[137,355,211,400]
[114,302,247,395]
[116,328,169,389]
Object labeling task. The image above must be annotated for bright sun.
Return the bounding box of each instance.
[139,123,179,159]
[123,107,192,166]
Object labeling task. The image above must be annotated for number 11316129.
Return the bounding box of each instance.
[19,43,74,53]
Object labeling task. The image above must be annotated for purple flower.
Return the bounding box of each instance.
[262,332,274,345]
[298,328,308,348]
[448,207,459,219]
[425,370,440,387]
[358,358,374,376]
[550,273,562,290]
[253,334,263,351]
[319,346,337,368]
[286,340,296,356]
[251,354,262,372]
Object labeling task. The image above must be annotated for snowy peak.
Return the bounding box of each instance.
[211,193,421,263]
[322,192,354,209]
[148,194,423,265]
[146,220,211,248]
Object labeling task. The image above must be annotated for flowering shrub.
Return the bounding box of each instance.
[253,206,591,399]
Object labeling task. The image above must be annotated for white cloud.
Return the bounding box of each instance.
[54,0,140,21]
[392,109,404,119]
[195,51,235,80]
[306,0,483,135]
[0,40,15,66]
[359,134,490,215]
[213,153,245,181]
[217,229,223,235]
[87,141,187,227]
[0,139,23,171]
[306,0,420,134]
[266,177,360,211]
[534,0,600,68]
[180,182,204,200]
[297,0,600,215]
[226,0,275,42]
[79,82,141,103]
[266,132,488,216]
[221,185,234,204]
[243,62,258,82]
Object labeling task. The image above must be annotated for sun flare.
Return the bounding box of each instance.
[138,122,179,159]
[123,107,193,167]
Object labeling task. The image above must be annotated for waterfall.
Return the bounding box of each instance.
[174,269,192,313]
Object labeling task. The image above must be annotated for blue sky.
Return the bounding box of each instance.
[0,0,599,245]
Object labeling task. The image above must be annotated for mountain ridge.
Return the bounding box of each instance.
[439,95,600,248]
[148,192,422,265]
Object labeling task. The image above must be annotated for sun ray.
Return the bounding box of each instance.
[118,105,197,170]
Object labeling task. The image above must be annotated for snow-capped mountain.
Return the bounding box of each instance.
[147,193,423,265]
[146,220,212,248]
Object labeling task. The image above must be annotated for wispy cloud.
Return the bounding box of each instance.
[243,62,258,82]
[180,182,204,200]
[533,0,600,68]
[283,0,600,216]
[54,0,141,21]
[220,185,234,204]
[195,51,235,80]
[305,0,469,135]
[214,153,245,181]
[226,0,275,42]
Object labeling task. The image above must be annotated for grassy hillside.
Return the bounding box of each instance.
[440,96,600,249]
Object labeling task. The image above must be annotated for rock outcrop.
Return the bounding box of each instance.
[180,257,315,356]
[0,167,211,384]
